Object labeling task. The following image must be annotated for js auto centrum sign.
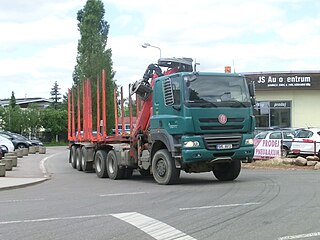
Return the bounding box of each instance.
[244,72,320,90]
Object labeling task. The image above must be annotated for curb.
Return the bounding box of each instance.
[0,177,49,191]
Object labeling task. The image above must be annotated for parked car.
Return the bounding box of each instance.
[14,133,43,146]
[291,128,320,156]
[0,135,15,154]
[254,130,295,157]
[28,137,44,146]
[0,131,32,149]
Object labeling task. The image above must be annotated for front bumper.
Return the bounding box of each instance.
[182,146,254,163]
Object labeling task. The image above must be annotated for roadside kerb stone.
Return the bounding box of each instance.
[15,148,23,158]
[4,156,18,167]
[5,152,17,157]
[315,162,320,170]
[39,146,46,154]
[35,145,39,152]
[0,163,6,177]
[22,148,29,156]
[1,159,13,171]
[29,146,36,154]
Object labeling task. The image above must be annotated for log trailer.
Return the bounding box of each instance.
[68,58,256,185]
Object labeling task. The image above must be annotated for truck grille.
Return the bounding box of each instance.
[199,117,244,131]
[199,117,244,123]
[203,134,242,150]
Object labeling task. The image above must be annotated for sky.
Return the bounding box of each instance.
[0,0,320,100]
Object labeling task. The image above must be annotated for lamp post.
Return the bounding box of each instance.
[142,43,162,58]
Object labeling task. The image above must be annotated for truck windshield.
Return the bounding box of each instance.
[185,75,251,107]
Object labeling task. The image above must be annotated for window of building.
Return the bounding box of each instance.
[254,101,291,128]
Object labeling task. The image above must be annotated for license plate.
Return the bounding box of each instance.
[216,144,233,150]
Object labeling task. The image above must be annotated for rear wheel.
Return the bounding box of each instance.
[281,146,289,157]
[106,150,124,180]
[70,146,77,169]
[81,147,93,172]
[76,147,82,171]
[212,160,241,181]
[95,150,108,178]
[152,149,180,185]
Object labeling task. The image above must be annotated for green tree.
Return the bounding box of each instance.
[50,81,62,109]
[0,106,5,130]
[3,106,23,133]
[73,0,115,134]
[24,105,42,137]
[10,91,16,108]
[41,108,68,142]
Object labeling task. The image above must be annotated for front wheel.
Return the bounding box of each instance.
[212,160,241,181]
[152,149,180,185]
[17,144,27,149]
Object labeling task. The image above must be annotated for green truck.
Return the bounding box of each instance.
[68,58,256,185]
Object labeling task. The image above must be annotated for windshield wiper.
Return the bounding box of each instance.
[224,99,247,107]
[188,99,217,107]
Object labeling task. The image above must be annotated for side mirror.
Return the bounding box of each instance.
[248,81,256,106]
[248,81,255,98]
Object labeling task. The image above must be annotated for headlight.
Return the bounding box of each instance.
[183,141,200,148]
[245,139,254,145]
[27,141,32,145]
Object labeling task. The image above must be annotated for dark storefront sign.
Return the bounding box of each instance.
[269,101,291,108]
[244,72,320,90]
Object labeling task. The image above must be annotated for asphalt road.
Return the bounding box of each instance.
[0,146,319,240]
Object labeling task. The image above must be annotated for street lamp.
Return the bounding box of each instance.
[142,43,162,58]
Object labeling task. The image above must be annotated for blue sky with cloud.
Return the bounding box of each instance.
[0,0,320,99]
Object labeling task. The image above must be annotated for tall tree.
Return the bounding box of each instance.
[73,0,115,134]
[50,81,62,109]
[10,91,16,108]
[50,81,61,109]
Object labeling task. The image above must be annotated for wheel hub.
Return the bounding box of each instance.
[156,159,166,177]
[108,158,115,174]
[96,158,102,172]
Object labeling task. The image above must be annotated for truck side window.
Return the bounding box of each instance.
[171,77,180,105]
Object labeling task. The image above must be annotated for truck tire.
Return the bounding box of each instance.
[81,147,93,172]
[106,150,124,180]
[95,150,108,178]
[70,146,77,169]
[152,149,180,185]
[76,147,82,171]
[212,160,241,181]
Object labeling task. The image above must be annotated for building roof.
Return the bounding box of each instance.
[0,98,52,108]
